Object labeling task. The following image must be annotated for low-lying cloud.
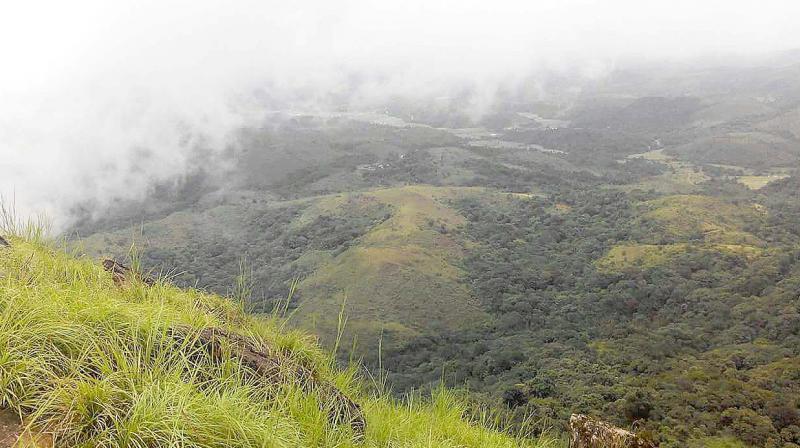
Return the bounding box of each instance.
[2,0,800,229]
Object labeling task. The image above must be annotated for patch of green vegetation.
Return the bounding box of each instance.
[597,244,683,270]
[687,436,748,448]
[293,186,491,351]
[595,193,774,272]
[0,231,558,447]
[638,195,765,246]
[596,243,763,272]
[737,174,790,190]
[622,149,709,194]
[648,346,800,447]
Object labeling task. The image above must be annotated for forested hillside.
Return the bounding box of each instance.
[73,59,800,447]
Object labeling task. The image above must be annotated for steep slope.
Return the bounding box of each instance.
[0,233,554,447]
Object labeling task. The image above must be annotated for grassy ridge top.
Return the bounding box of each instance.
[597,194,767,272]
[0,235,555,447]
[639,195,765,245]
[294,186,489,347]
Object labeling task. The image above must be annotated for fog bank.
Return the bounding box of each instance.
[2,0,800,229]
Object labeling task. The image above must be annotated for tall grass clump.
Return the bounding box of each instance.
[0,223,559,447]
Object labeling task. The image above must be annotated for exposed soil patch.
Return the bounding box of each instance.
[0,409,21,447]
[0,409,51,448]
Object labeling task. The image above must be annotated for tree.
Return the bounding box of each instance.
[623,389,654,423]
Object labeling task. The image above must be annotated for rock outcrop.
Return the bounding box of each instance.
[102,258,155,287]
[569,414,656,448]
[100,258,366,439]
[173,327,366,440]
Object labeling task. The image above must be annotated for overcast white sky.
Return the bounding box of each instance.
[2,0,800,229]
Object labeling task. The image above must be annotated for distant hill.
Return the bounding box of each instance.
[665,132,799,168]
[570,96,704,132]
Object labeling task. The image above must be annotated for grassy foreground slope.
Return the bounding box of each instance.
[0,233,556,447]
